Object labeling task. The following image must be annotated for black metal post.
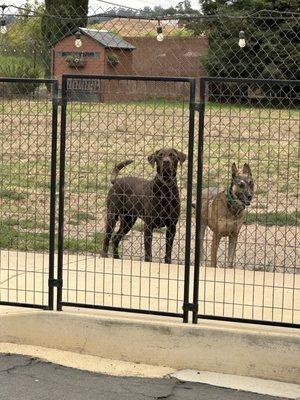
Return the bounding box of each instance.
[192,78,206,324]
[57,76,68,311]
[48,81,58,310]
[183,79,196,323]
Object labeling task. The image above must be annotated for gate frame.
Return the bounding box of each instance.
[192,76,300,329]
[0,77,58,311]
[56,74,196,321]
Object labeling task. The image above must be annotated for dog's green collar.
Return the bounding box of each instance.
[227,186,240,208]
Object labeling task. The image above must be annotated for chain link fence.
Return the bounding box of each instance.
[0,3,299,324]
[0,5,299,81]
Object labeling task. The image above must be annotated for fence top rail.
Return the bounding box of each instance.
[200,77,300,86]
[0,77,57,84]
[62,74,195,84]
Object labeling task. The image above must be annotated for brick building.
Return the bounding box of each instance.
[52,27,207,101]
[52,27,135,101]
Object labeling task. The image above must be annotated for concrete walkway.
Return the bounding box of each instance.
[0,250,299,323]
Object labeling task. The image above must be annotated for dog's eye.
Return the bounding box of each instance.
[239,182,245,188]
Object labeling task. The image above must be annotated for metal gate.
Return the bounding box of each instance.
[0,75,298,328]
[192,77,300,328]
[56,74,196,321]
[0,78,58,310]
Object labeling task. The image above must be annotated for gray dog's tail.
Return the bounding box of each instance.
[110,160,134,184]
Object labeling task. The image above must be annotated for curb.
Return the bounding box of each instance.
[0,310,299,384]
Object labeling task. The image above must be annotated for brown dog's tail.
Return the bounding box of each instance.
[110,160,134,184]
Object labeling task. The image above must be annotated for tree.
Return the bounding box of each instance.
[41,0,89,78]
[6,1,44,55]
[42,0,89,47]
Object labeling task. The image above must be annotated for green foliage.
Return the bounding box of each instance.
[42,0,89,46]
[169,28,195,37]
[0,56,42,94]
[41,0,89,77]
[4,1,48,78]
[0,222,49,251]
[0,189,27,201]
[107,52,120,64]
[6,1,45,55]
[246,211,299,227]
[197,0,300,81]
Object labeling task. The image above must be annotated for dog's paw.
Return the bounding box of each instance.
[101,252,108,258]
[113,254,120,259]
[164,257,172,264]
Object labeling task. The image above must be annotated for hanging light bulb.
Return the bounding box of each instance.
[0,20,7,34]
[75,31,82,48]
[156,23,164,42]
[0,4,7,35]
[238,31,246,48]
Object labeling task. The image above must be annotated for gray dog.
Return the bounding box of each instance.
[102,148,186,263]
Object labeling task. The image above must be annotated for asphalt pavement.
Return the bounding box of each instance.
[0,354,285,400]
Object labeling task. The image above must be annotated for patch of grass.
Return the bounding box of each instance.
[64,232,105,253]
[255,188,269,196]
[0,163,51,190]
[246,211,299,226]
[68,99,189,114]
[0,189,27,201]
[36,181,52,190]
[132,222,144,232]
[82,180,109,193]
[0,223,49,251]
[68,212,96,226]
[207,102,299,115]
[4,218,47,230]
[133,221,166,233]
[116,125,128,133]
[255,203,267,210]
[0,221,105,253]
[278,182,298,193]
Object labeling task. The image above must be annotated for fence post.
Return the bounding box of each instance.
[56,76,68,311]
[48,80,59,310]
[183,79,196,323]
[192,78,206,324]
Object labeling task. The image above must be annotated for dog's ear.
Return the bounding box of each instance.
[243,163,252,176]
[174,150,187,165]
[148,151,158,168]
[232,163,238,177]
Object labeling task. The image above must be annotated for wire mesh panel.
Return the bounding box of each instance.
[58,75,195,318]
[0,78,58,309]
[194,77,300,327]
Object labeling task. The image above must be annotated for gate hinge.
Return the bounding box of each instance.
[48,278,63,288]
[53,97,65,107]
[183,302,198,313]
[192,102,204,112]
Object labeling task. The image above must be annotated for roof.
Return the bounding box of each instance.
[78,27,135,50]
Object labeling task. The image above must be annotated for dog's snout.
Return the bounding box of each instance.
[162,157,171,165]
[247,193,253,200]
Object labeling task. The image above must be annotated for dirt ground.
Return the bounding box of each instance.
[0,95,299,276]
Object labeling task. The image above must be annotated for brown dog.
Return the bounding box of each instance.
[102,148,186,263]
[196,163,254,268]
